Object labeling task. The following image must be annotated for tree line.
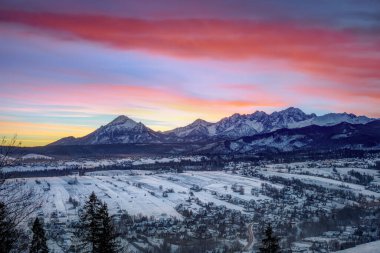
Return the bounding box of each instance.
[1,191,282,253]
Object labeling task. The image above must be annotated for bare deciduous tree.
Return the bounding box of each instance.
[0,136,21,183]
[0,136,41,253]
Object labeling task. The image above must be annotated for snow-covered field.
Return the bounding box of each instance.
[25,171,270,219]
[10,156,380,220]
[337,240,380,252]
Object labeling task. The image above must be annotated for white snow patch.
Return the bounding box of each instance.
[22,154,53,160]
[337,240,380,253]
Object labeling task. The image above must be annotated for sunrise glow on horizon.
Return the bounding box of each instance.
[1,0,380,146]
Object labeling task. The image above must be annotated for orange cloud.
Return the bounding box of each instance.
[0,121,93,146]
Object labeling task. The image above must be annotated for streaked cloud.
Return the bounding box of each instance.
[1,10,379,87]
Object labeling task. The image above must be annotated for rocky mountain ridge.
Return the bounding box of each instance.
[49,107,375,146]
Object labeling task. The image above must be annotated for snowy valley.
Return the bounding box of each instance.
[3,154,380,252]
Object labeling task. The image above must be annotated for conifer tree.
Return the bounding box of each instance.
[0,202,18,253]
[97,202,117,253]
[78,192,117,253]
[259,224,280,253]
[30,218,48,253]
[78,192,102,252]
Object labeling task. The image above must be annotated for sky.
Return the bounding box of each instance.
[0,0,379,146]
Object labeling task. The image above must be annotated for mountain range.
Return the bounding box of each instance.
[50,107,376,150]
[206,120,380,154]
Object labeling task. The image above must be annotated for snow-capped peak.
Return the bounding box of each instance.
[107,115,138,129]
[50,115,161,145]
[271,107,316,121]
[164,118,213,139]
[189,119,212,127]
[251,111,267,118]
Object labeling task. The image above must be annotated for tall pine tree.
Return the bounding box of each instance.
[259,224,280,253]
[78,192,117,253]
[78,192,103,253]
[30,218,48,253]
[97,202,117,253]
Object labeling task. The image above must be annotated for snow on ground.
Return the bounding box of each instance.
[5,156,380,228]
[261,170,380,198]
[22,154,53,160]
[3,156,207,172]
[0,154,15,161]
[131,156,206,165]
[157,171,274,201]
[24,171,268,220]
[336,240,380,252]
[2,164,67,173]
[28,166,378,222]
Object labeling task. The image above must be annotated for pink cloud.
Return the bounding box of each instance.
[1,10,379,88]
